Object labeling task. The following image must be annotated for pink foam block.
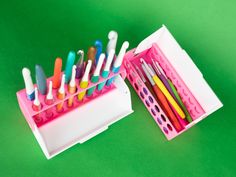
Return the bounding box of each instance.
[124,45,206,140]
[16,66,127,130]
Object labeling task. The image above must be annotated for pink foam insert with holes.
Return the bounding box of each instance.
[16,66,127,130]
[124,49,180,140]
[124,44,206,140]
[148,44,205,120]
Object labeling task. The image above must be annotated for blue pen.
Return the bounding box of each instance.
[95,40,102,65]
[65,51,76,83]
[106,41,129,86]
[35,65,47,95]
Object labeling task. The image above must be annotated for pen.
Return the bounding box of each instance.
[140,58,185,119]
[52,58,62,89]
[106,31,118,56]
[68,65,77,107]
[142,64,182,131]
[35,65,47,95]
[45,81,54,118]
[87,53,105,96]
[56,74,66,112]
[22,68,35,100]
[78,60,92,101]
[106,41,129,86]
[75,50,84,79]
[97,49,115,91]
[64,51,76,84]
[95,40,102,65]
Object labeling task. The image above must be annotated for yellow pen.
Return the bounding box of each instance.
[78,60,92,101]
[140,58,185,119]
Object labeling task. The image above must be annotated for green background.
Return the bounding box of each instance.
[0,0,235,176]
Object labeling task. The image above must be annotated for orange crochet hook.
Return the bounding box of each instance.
[52,57,62,89]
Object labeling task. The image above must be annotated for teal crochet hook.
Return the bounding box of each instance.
[97,49,115,91]
[87,53,105,96]
[64,51,76,84]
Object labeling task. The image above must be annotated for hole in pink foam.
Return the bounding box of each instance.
[163,127,168,134]
[161,114,166,122]
[154,105,160,113]
[148,96,154,103]
[157,117,162,125]
[151,109,156,116]
[167,124,173,131]
[140,92,144,99]
[134,83,139,91]
[129,74,133,82]
[145,100,150,107]
[143,87,148,95]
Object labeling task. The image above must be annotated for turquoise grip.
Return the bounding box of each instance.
[87,76,99,96]
[97,71,109,91]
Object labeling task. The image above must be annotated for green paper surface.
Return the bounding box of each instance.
[0,0,235,177]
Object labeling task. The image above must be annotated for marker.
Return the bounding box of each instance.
[22,68,35,100]
[142,64,182,131]
[87,46,96,65]
[133,64,157,100]
[56,74,66,112]
[87,53,105,96]
[140,58,185,119]
[52,58,62,89]
[35,65,47,95]
[68,65,77,107]
[45,81,54,118]
[95,40,102,65]
[75,50,84,79]
[97,49,115,91]
[106,41,129,86]
[64,51,76,84]
[78,60,92,101]
[106,31,118,56]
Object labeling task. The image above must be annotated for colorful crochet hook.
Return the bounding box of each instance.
[140,58,185,119]
[78,60,92,101]
[22,67,35,100]
[87,53,105,96]
[97,49,115,91]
